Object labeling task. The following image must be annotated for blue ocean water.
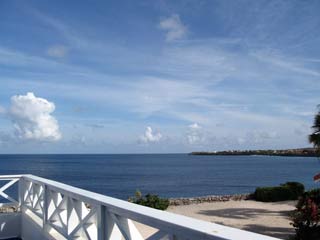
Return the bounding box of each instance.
[0,154,319,200]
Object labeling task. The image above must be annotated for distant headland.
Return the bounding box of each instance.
[190,148,319,157]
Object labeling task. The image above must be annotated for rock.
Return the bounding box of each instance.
[169,193,252,206]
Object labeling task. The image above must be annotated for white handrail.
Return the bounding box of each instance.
[0,174,282,240]
[0,175,21,208]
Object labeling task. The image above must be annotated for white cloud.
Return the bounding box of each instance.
[140,126,162,143]
[159,14,187,42]
[189,122,201,129]
[187,123,205,145]
[47,45,68,58]
[8,92,61,141]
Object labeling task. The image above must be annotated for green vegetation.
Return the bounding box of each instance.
[129,190,169,210]
[254,182,305,202]
[290,108,320,239]
[291,189,320,240]
[191,148,318,157]
[309,106,320,155]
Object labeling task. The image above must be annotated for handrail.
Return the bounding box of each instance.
[19,174,280,240]
[0,175,21,208]
[0,174,23,180]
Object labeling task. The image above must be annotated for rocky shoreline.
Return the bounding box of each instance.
[169,193,253,206]
[191,147,318,157]
[0,206,18,213]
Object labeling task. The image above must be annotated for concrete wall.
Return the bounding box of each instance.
[20,207,51,240]
[0,212,21,239]
[0,207,57,240]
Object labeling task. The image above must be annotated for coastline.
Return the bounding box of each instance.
[169,193,253,206]
[190,147,318,157]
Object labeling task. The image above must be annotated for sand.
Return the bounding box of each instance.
[135,200,296,239]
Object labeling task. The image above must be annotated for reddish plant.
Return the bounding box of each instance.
[291,189,320,240]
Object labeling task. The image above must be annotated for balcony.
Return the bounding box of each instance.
[0,174,281,240]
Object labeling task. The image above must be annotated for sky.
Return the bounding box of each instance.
[0,0,319,153]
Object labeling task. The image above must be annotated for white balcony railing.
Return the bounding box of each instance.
[0,174,282,240]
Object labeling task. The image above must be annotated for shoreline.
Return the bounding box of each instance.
[169,193,253,206]
[190,147,318,157]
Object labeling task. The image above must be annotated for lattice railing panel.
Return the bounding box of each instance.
[22,180,44,218]
[47,189,99,240]
[0,177,19,207]
[21,179,178,240]
[14,175,280,240]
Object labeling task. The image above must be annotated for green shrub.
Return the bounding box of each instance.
[291,189,320,240]
[254,182,304,202]
[283,182,305,198]
[129,190,169,210]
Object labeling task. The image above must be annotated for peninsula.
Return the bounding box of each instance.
[191,148,318,157]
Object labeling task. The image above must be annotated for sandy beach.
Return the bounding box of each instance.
[136,200,296,239]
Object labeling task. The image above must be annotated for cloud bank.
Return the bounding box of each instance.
[8,92,61,141]
[140,126,162,143]
[159,14,187,42]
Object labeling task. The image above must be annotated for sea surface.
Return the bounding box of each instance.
[0,154,319,200]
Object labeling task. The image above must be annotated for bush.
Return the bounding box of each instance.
[254,182,305,202]
[291,189,320,240]
[129,190,169,210]
[284,182,305,198]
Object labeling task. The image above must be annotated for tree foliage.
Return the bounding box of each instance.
[309,106,320,154]
[129,190,169,210]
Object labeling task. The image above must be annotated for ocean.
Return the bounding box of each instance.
[0,154,319,200]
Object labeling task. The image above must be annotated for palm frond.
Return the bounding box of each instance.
[309,110,320,150]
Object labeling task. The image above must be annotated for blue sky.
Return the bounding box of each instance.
[0,0,319,153]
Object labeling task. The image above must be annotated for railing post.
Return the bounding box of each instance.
[18,176,24,240]
[98,205,106,240]
[43,184,48,227]
[105,208,122,240]
[18,176,24,208]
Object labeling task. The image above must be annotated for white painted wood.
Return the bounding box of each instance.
[97,205,104,240]
[0,174,23,180]
[146,231,173,240]
[105,207,122,240]
[0,178,19,205]
[0,174,283,240]
[108,212,144,240]
[0,178,19,193]
[126,219,144,240]
[0,213,21,239]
